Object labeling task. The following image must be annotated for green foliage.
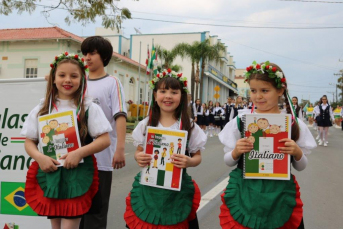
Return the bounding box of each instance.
[138,116,143,121]
[0,0,137,31]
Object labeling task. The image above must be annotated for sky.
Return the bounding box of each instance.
[1,0,343,104]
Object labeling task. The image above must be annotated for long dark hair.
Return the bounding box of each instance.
[38,59,88,145]
[149,77,194,139]
[248,62,300,141]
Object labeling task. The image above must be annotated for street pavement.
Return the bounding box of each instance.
[108,123,343,229]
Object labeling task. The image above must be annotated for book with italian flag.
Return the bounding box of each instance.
[243,113,291,180]
[38,110,82,167]
[140,126,188,191]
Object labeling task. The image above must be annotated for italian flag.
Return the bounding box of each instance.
[157,162,181,189]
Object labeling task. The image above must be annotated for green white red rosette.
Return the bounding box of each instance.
[244,61,286,89]
[50,51,88,72]
[149,68,189,93]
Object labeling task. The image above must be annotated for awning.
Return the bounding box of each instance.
[204,71,238,94]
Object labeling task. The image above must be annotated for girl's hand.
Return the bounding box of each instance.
[232,138,253,160]
[278,138,302,160]
[171,154,191,168]
[135,151,152,167]
[36,154,60,173]
[60,150,82,169]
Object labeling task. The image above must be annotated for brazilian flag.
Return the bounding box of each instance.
[1,182,37,216]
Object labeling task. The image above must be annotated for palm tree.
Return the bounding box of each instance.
[172,41,201,101]
[155,45,183,72]
[198,39,226,99]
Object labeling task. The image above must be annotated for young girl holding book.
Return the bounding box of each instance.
[124,69,207,229]
[218,62,317,229]
[21,52,112,229]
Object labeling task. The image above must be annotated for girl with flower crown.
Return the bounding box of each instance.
[21,53,112,229]
[124,69,207,229]
[218,61,317,229]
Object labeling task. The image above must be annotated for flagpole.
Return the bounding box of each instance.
[143,44,148,118]
[136,41,141,121]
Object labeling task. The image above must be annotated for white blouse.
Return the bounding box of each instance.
[132,117,207,154]
[218,110,317,171]
[21,98,112,140]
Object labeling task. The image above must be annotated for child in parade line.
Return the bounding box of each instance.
[124,70,207,229]
[224,97,233,126]
[218,61,317,229]
[313,99,322,139]
[208,100,215,137]
[195,98,203,127]
[80,36,127,229]
[306,103,315,126]
[292,96,304,120]
[21,53,112,229]
[314,95,334,147]
[202,103,209,132]
[341,105,343,131]
[229,96,246,121]
[333,104,342,128]
[214,101,224,134]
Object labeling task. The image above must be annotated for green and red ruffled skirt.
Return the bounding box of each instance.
[25,155,99,217]
[219,168,303,229]
[124,172,201,229]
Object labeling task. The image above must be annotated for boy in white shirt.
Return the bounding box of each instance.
[80,36,127,229]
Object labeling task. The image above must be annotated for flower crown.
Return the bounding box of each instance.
[149,68,189,93]
[50,52,88,71]
[244,61,286,89]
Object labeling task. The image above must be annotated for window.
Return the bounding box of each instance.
[25,59,38,78]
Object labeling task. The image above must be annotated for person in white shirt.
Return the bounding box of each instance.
[292,96,303,120]
[213,101,224,135]
[313,95,334,146]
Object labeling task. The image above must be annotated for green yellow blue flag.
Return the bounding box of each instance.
[1,182,37,216]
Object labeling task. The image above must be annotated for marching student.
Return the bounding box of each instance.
[314,95,334,147]
[218,61,316,229]
[22,52,112,229]
[124,70,207,229]
[80,36,127,229]
[292,96,304,120]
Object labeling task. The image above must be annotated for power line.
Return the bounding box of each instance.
[221,38,341,72]
[131,10,343,27]
[131,17,343,30]
[280,0,343,3]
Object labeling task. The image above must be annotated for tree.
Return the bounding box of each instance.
[173,41,201,101]
[338,74,343,103]
[155,45,183,73]
[0,0,136,31]
[198,39,226,100]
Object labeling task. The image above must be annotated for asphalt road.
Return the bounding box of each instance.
[108,123,343,229]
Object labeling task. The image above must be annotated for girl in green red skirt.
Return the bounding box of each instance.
[218,62,317,229]
[124,69,207,229]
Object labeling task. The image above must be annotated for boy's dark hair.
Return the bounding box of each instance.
[154,150,159,154]
[163,147,167,150]
[81,36,113,67]
[178,138,182,141]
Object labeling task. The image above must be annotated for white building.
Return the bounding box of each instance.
[0,27,148,107]
[127,32,238,104]
[235,69,250,99]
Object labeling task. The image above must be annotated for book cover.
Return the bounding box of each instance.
[140,126,188,191]
[243,114,291,180]
[38,110,82,166]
